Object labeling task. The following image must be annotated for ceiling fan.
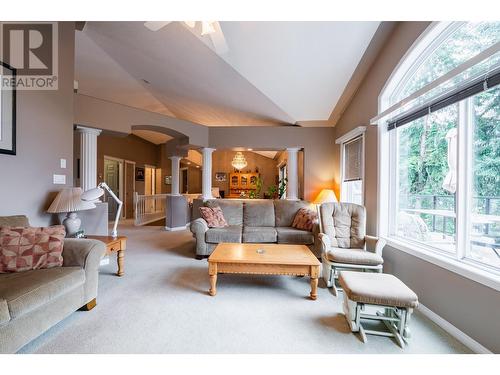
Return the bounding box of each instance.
[144,21,228,55]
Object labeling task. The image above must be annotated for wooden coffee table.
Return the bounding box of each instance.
[208,243,321,300]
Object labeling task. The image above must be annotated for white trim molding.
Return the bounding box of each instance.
[165,225,188,232]
[385,238,500,292]
[417,304,492,353]
[335,126,367,144]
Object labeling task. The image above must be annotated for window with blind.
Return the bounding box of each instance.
[378,21,500,277]
[341,134,364,205]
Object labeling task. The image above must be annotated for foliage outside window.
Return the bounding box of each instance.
[384,22,500,272]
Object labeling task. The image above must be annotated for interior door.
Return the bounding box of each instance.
[104,158,120,220]
[125,161,135,219]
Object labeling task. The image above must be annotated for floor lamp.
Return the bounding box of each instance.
[81,182,123,238]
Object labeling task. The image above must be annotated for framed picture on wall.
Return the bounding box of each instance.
[0,62,17,155]
[165,175,172,185]
[215,172,227,182]
[135,167,145,181]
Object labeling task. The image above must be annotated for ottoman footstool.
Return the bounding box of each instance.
[339,271,419,348]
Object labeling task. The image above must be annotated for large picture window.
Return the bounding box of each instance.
[379,22,500,277]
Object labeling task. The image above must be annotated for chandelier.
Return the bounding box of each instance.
[231,152,248,170]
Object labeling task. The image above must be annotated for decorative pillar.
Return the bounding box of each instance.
[169,156,181,195]
[286,147,300,200]
[201,148,215,200]
[76,126,102,192]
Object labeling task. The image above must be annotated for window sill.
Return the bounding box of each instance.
[384,237,500,292]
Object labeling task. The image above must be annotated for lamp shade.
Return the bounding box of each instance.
[47,187,96,213]
[313,189,338,205]
[81,186,105,202]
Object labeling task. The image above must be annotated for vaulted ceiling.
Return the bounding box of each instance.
[75,21,380,127]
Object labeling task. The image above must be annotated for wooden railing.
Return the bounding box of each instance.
[134,193,167,226]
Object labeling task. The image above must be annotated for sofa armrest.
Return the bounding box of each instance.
[190,218,209,257]
[365,235,386,257]
[318,233,331,255]
[63,239,106,303]
[190,218,209,235]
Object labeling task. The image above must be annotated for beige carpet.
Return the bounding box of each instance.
[19,223,471,354]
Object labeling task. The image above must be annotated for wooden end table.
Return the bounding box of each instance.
[208,243,321,300]
[86,235,127,276]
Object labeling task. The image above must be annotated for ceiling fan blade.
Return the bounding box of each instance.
[209,22,229,55]
[184,21,196,28]
[144,21,171,31]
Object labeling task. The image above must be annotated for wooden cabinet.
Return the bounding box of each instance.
[228,173,259,198]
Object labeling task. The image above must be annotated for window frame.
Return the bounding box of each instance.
[378,22,500,291]
[336,126,366,205]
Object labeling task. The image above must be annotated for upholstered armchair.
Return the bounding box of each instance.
[318,202,386,295]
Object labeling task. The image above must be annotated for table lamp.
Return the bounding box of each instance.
[313,189,338,232]
[81,182,122,238]
[47,187,96,237]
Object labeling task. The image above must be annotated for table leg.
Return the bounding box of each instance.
[310,264,319,300]
[310,277,318,300]
[209,274,217,296]
[117,250,124,276]
[208,262,217,296]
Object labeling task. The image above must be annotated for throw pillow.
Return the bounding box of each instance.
[0,225,66,273]
[199,206,228,228]
[292,208,318,232]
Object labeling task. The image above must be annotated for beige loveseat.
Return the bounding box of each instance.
[190,199,319,258]
[0,215,105,353]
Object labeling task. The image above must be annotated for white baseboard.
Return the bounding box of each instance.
[165,225,188,232]
[417,304,492,354]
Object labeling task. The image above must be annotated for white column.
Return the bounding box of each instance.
[169,156,181,195]
[76,126,102,192]
[286,147,300,200]
[201,148,215,200]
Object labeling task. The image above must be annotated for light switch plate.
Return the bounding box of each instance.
[60,158,67,169]
[53,174,66,185]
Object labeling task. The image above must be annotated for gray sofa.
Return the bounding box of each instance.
[0,215,105,353]
[190,199,319,258]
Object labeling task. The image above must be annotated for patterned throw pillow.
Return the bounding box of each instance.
[292,208,318,232]
[0,225,65,273]
[199,206,228,228]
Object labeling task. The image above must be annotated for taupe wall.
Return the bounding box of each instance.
[0,22,75,226]
[336,21,500,353]
[96,134,161,195]
[209,126,336,201]
[334,21,431,235]
[212,151,279,197]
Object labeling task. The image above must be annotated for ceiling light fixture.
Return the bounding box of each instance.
[231,152,248,170]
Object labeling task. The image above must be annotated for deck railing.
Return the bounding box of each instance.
[134,193,167,226]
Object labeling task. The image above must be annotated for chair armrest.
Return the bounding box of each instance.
[62,239,106,269]
[190,218,209,236]
[365,235,386,257]
[318,233,331,255]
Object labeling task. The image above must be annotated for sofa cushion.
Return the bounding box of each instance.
[325,247,383,266]
[205,225,242,243]
[292,207,318,231]
[339,271,418,308]
[199,206,228,228]
[206,200,243,226]
[276,227,314,245]
[274,200,310,227]
[0,215,29,227]
[0,226,66,273]
[243,227,277,243]
[243,200,275,227]
[0,267,85,319]
[320,202,366,249]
